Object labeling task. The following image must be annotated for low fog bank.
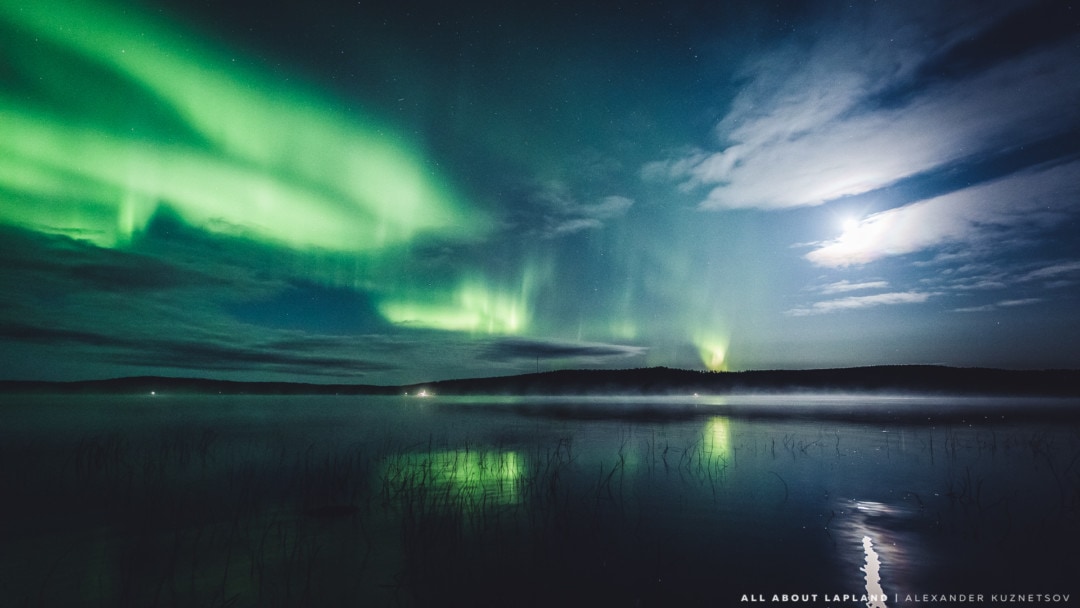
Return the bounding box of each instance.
[433,393,1080,425]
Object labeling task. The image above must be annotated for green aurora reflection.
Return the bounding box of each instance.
[703,416,731,460]
[382,449,524,508]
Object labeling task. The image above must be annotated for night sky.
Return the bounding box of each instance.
[1,0,1078,384]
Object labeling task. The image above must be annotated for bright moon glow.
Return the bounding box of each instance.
[806,213,896,268]
[0,0,485,251]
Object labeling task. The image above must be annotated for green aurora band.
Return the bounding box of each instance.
[378,270,543,334]
[0,0,483,251]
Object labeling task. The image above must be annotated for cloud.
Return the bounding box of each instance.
[0,320,395,377]
[918,258,1080,301]
[945,277,1009,292]
[645,2,1080,211]
[0,225,227,293]
[518,182,634,237]
[786,291,936,317]
[1020,261,1080,283]
[953,298,1042,313]
[0,227,403,380]
[804,161,1080,267]
[0,321,124,349]
[478,337,647,363]
[818,280,890,295]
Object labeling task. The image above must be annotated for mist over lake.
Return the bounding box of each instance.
[3,393,1078,607]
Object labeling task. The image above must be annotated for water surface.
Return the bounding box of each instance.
[2,393,1077,606]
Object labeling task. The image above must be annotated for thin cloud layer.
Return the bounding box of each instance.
[516,181,634,238]
[787,291,936,317]
[818,280,890,295]
[0,320,396,377]
[479,337,648,363]
[646,2,1080,211]
[953,298,1042,314]
[805,160,1080,267]
[1022,261,1080,283]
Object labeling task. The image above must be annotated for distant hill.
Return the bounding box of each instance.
[405,365,1080,397]
[2,365,1079,397]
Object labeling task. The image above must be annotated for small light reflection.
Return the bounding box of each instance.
[855,500,896,517]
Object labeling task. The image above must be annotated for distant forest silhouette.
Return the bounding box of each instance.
[3,365,1080,397]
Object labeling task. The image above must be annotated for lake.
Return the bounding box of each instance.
[2,393,1078,607]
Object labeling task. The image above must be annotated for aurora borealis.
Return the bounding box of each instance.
[1,0,1078,383]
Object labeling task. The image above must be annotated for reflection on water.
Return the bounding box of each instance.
[382,448,523,508]
[703,416,731,459]
[835,499,918,606]
[861,535,888,608]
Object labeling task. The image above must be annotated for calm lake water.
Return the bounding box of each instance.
[2,393,1078,607]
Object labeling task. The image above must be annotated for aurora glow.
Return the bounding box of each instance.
[0,0,481,251]
[379,276,535,335]
[696,335,731,373]
[1,0,1078,383]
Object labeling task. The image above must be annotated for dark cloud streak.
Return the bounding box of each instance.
[870,1,1079,110]
[0,320,394,378]
[478,337,647,364]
